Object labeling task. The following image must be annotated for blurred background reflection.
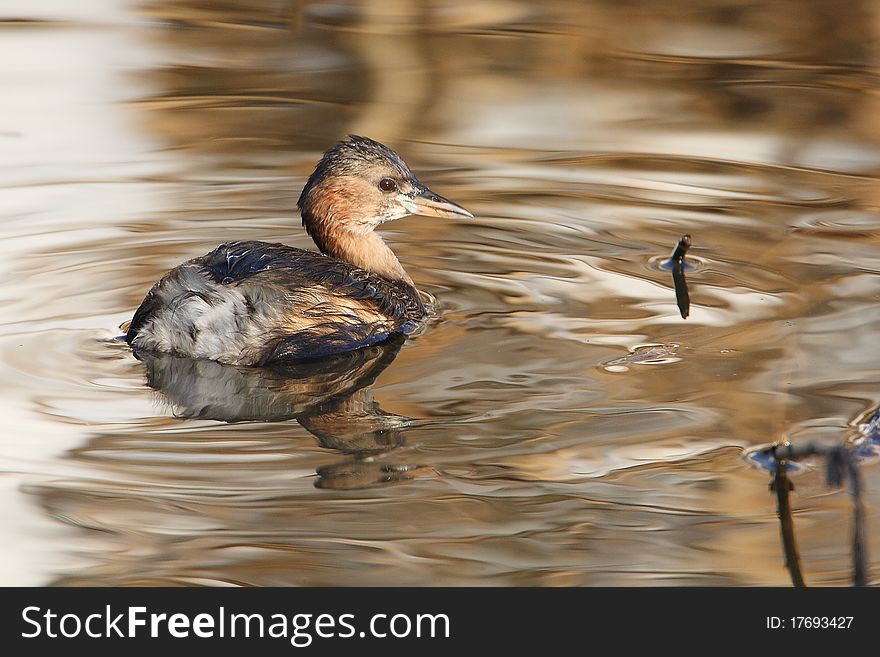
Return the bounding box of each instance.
[0,0,879,585]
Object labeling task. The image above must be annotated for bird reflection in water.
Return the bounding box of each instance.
[135,334,429,490]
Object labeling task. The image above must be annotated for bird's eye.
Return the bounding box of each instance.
[378,178,397,193]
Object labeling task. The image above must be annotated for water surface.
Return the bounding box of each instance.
[1,0,879,586]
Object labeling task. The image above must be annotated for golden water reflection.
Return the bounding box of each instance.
[1,0,879,585]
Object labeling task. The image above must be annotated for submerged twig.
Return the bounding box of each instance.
[761,441,869,586]
[672,261,690,319]
[846,456,868,587]
[770,452,806,587]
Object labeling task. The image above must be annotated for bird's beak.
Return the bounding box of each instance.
[401,185,473,219]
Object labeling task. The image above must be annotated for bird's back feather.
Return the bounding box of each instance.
[126,241,425,365]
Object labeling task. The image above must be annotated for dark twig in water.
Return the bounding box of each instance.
[667,234,691,319]
[760,441,869,586]
[672,261,690,319]
[844,454,868,587]
[669,234,691,263]
[769,449,805,587]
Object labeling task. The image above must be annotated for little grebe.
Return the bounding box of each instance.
[125,135,472,365]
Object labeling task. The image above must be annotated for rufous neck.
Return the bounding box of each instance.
[313,223,414,287]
